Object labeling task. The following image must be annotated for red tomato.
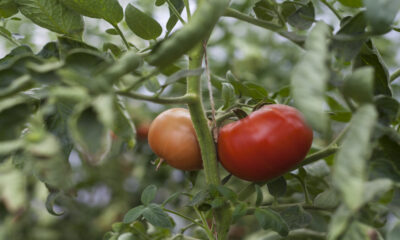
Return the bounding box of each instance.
[217,104,313,182]
[148,108,202,171]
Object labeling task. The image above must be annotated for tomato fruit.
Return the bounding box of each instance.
[136,122,151,140]
[148,108,202,171]
[217,104,313,182]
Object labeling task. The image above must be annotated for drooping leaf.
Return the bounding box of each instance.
[16,0,84,39]
[354,40,392,96]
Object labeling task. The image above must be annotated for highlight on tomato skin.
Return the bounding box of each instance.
[147,108,203,171]
[217,104,313,182]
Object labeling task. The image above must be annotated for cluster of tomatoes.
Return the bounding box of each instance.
[146,104,313,182]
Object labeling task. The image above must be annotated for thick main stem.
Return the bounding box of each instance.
[187,45,220,186]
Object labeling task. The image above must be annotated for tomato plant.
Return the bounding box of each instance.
[148,108,202,171]
[1,0,400,239]
[218,104,313,182]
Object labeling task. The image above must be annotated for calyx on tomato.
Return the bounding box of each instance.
[217,104,313,182]
[148,108,203,171]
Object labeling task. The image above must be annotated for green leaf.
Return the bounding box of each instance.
[332,104,378,211]
[189,190,209,206]
[216,185,237,202]
[0,74,33,98]
[314,189,340,209]
[286,1,315,30]
[267,176,287,198]
[37,42,60,59]
[144,77,160,93]
[15,0,84,39]
[338,0,363,8]
[125,4,162,40]
[45,191,64,216]
[332,13,367,62]
[363,179,393,205]
[112,96,136,148]
[103,43,122,58]
[253,0,281,25]
[0,0,18,18]
[123,205,146,223]
[364,0,400,34]
[68,104,108,162]
[343,67,374,104]
[60,0,123,25]
[388,222,400,240]
[232,202,248,223]
[105,28,119,35]
[142,204,173,228]
[0,96,33,141]
[222,83,236,110]
[279,206,312,230]
[255,208,289,236]
[141,185,157,205]
[166,0,184,32]
[327,204,352,240]
[375,96,400,125]
[355,40,392,96]
[291,22,331,134]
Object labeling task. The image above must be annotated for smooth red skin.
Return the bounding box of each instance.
[218,104,313,182]
[148,108,202,171]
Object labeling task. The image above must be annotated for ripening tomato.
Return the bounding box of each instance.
[148,108,202,171]
[217,104,313,182]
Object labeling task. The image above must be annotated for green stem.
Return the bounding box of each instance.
[288,229,326,239]
[163,208,205,229]
[166,0,186,24]
[183,0,191,20]
[113,24,138,51]
[187,45,220,185]
[391,68,400,82]
[320,0,342,20]
[116,91,194,104]
[291,173,312,204]
[261,203,335,212]
[224,8,282,32]
[194,207,215,240]
[0,31,20,46]
[223,8,305,47]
